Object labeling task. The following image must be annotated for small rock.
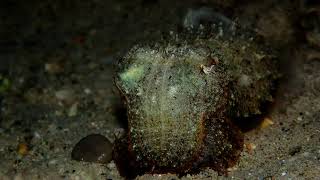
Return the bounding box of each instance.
[260,117,274,129]
[297,116,303,121]
[33,131,41,139]
[245,142,257,154]
[55,89,76,105]
[45,62,64,74]
[84,88,92,95]
[68,103,78,117]
[17,143,29,156]
[48,159,58,165]
[71,134,113,164]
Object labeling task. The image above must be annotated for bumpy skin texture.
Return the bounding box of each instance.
[114,24,278,176]
[117,43,230,171]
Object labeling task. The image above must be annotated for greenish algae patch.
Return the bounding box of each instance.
[119,65,145,91]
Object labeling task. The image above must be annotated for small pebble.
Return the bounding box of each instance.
[68,103,78,117]
[84,88,92,95]
[55,89,76,105]
[260,117,274,129]
[33,131,41,139]
[245,142,257,154]
[71,134,113,164]
[48,159,58,165]
[17,143,29,156]
[45,62,64,74]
